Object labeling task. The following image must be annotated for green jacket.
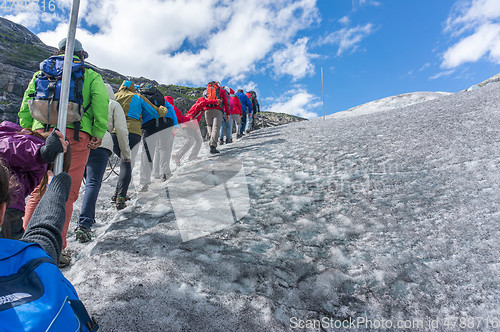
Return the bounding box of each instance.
[18,55,109,139]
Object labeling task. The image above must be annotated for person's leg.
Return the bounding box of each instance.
[60,129,91,248]
[115,133,142,197]
[188,126,203,160]
[152,135,161,179]
[240,111,247,135]
[226,115,233,141]
[245,113,252,132]
[205,109,215,146]
[140,133,158,187]
[77,148,110,230]
[159,128,175,176]
[219,117,226,141]
[208,110,223,148]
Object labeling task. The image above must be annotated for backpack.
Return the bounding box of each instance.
[137,84,165,108]
[0,240,99,332]
[28,56,91,138]
[205,81,222,107]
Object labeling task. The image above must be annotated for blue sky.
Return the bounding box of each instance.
[3,0,500,118]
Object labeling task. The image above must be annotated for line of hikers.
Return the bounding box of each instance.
[0,38,261,266]
[0,38,261,330]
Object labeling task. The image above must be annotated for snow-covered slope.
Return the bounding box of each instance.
[63,82,500,331]
[329,91,452,118]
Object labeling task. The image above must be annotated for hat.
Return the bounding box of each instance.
[58,38,88,59]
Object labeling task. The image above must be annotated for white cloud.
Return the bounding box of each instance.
[442,0,500,68]
[15,0,320,88]
[339,16,350,25]
[429,69,456,80]
[266,89,321,119]
[318,23,374,56]
[271,38,316,81]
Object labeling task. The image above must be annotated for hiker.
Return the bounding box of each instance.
[235,89,252,138]
[18,38,109,266]
[137,84,176,191]
[75,84,131,243]
[0,160,99,331]
[0,122,67,240]
[152,95,180,180]
[172,97,214,165]
[246,90,260,132]
[204,81,230,154]
[112,81,167,208]
[219,87,235,145]
[229,89,242,142]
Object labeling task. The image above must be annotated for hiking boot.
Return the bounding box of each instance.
[172,154,181,166]
[116,196,127,210]
[138,184,149,192]
[244,130,250,134]
[210,146,220,154]
[75,227,93,243]
[58,252,71,268]
[236,134,242,139]
[226,138,233,144]
[219,139,224,145]
[112,193,130,204]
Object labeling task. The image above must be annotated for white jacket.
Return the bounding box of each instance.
[102,84,131,160]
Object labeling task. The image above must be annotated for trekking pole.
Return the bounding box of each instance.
[54,0,81,175]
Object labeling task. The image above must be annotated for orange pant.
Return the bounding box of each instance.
[23,128,91,249]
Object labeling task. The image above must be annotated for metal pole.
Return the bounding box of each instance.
[54,0,81,174]
[321,67,325,121]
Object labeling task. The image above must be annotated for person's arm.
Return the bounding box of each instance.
[18,72,39,129]
[21,172,72,264]
[221,90,230,115]
[88,71,109,139]
[111,101,131,161]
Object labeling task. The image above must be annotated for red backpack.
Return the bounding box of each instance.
[206,81,222,106]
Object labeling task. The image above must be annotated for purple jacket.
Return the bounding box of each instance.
[0,121,48,211]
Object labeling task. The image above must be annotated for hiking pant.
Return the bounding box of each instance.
[240,111,247,135]
[1,208,24,240]
[245,113,253,132]
[153,128,175,178]
[78,147,111,230]
[231,114,241,137]
[23,129,91,249]
[205,109,223,147]
[113,132,142,198]
[141,118,174,185]
[219,116,232,141]
[175,122,202,161]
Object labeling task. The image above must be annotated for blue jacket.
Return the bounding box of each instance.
[236,91,253,114]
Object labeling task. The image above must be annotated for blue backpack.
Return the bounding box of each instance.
[0,239,98,331]
[28,55,91,139]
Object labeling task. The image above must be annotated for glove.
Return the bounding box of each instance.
[40,130,64,163]
[158,106,168,117]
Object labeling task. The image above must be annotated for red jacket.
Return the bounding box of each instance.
[187,97,216,123]
[165,96,189,124]
[230,95,242,116]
